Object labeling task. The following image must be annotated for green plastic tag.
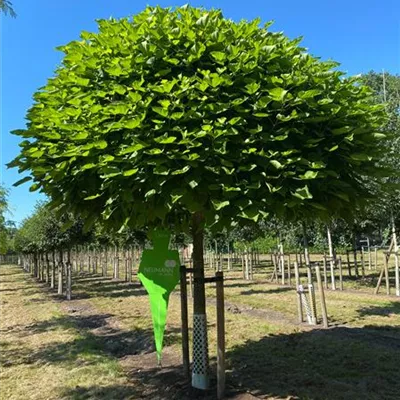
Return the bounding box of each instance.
[138,230,180,362]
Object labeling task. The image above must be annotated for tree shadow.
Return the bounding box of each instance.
[227,326,400,400]
[59,365,221,400]
[341,273,380,289]
[0,285,40,293]
[357,301,400,318]
[73,279,147,299]
[240,287,293,296]
[1,312,181,368]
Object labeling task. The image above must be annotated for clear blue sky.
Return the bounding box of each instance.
[1,0,399,224]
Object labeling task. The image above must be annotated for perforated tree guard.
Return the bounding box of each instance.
[298,285,313,325]
[192,313,210,389]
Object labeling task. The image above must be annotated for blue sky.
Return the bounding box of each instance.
[1,0,399,224]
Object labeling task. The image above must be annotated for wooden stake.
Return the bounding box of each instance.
[323,255,328,289]
[294,262,303,323]
[338,257,343,291]
[346,250,351,277]
[179,266,190,381]
[384,254,390,295]
[327,226,336,290]
[360,250,366,278]
[315,264,328,328]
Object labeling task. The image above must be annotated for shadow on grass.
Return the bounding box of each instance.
[339,272,385,290]
[1,312,181,368]
[73,277,147,299]
[59,365,218,400]
[357,301,400,318]
[0,285,41,293]
[240,287,293,296]
[58,325,400,400]
[227,326,400,400]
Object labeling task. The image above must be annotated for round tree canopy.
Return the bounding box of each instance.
[10,6,387,233]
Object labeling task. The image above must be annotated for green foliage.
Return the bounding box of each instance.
[361,71,400,226]
[10,6,388,235]
[0,186,11,254]
[14,202,91,253]
[0,0,16,17]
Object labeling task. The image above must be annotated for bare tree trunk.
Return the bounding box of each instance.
[58,250,64,295]
[51,250,56,289]
[392,214,399,297]
[46,253,50,284]
[66,249,72,300]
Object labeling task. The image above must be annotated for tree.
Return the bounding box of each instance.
[0,185,10,254]
[9,6,388,389]
[0,0,16,17]
[361,71,400,228]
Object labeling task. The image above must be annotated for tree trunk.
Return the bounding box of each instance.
[46,253,50,284]
[191,212,210,390]
[51,250,56,289]
[392,214,399,297]
[66,249,72,300]
[58,250,63,295]
[34,252,39,278]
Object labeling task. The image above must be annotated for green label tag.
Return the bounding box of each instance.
[138,230,180,362]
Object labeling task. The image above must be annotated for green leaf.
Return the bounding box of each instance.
[301,171,319,179]
[124,119,141,129]
[84,193,102,200]
[145,189,156,198]
[350,153,371,161]
[119,143,146,154]
[155,136,177,144]
[29,183,40,192]
[239,206,260,222]
[332,126,352,135]
[82,163,97,170]
[30,150,44,158]
[268,87,288,102]
[152,106,169,117]
[292,185,313,200]
[172,166,190,175]
[329,145,339,152]
[212,200,230,210]
[210,51,226,63]
[123,168,139,176]
[245,82,260,95]
[94,140,108,149]
[299,90,322,99]
[270,160,283,169]
[13,176,32,186]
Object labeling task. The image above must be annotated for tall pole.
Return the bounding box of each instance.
[327,225,336,290]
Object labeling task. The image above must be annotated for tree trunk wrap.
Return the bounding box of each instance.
[191,212,210,390]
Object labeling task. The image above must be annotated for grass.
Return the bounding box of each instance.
[1,261,400,399]
[0,266,129,400]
